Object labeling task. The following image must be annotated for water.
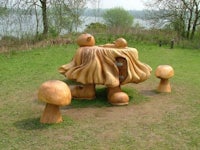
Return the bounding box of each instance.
[0,13,43,39]
[0,15,152,39]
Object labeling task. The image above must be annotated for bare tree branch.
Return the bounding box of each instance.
[148,0,200,39]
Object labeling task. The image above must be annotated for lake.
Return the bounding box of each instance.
[0,15,152,39]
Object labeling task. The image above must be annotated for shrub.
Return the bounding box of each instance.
[84,22,107,34]
[103,7,134,33]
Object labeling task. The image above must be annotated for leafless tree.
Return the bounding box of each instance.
[48,0,87,34]
[15,0,49,36]
[61,0,87,32]
[147,0,200,39]
[0,0,87,38]
[89,0,101,22]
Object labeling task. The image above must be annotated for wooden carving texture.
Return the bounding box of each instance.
[59,46,152,87]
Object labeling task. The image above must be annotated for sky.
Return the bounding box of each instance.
[87,0,147,10]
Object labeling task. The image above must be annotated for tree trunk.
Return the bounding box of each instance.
[190,18,197,40]
[40,0,48,36]
[190,8,199,39]
[186,10,193,39]
[34,4,39,36]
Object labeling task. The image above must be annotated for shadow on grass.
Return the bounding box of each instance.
[14,116,74,130]
[13,117,52,130]
[62,79,150,108]
[67,87,112,108]
[63,85,150,108]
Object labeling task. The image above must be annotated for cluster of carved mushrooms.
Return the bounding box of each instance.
[37,33,174,124]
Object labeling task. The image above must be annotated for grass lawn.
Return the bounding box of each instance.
[0,42,200,149]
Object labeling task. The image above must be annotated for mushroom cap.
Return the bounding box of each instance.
[155,65,174,79]
[114,38,127,48]
[76,33,95,47]
[38,80,71,106]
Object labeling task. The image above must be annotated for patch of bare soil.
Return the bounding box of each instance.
[64,91,174,122]
[62,79,180,132]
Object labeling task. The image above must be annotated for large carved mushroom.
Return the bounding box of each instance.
[59,34,152,105]
[155,65,174,93]
[38,80,71,123]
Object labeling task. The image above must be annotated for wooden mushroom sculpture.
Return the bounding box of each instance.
[76,33,95,47]
[100,38,127,48]
[38,80,71,124]
[107,86,129,106]
[155,65,174,93]
[114,38,127,48]
[59,34,152,106]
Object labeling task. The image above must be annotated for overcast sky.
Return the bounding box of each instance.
[87,0,147,10]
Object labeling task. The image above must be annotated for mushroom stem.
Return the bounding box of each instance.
[40,103,62,124]
[69,84,96,99]
[157,79,171,93]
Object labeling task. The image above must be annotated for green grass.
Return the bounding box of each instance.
[0,43,200,149]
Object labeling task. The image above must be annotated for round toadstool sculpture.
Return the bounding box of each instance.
[99,38,128,48]
[38,80,71,124]
[155,65,174,93]
[114,38,128,48]
[76,33,95,47]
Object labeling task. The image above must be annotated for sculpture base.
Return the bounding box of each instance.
[69,84,96,99]
[107,86,129,106]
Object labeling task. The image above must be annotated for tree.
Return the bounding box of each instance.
[40,0,48,36]
[0,0,87,39]
[66,0,87,32]
[0,7,7,16]
[48,1,69,35]
[84,22,107,33]
[12,0,87,37]
[15,0,48,36]
[89,0,101,22]
[49,0,86,33]
[103,7,134,33]
[147,0,200,40]
[0,0,8,16]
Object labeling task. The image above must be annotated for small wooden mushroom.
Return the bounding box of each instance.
[107,86,129,106]
[38,80,71,124]
[114,38,127,48]
[76,33,95,47]
[99,38,127,48]
[155,65,174,93]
